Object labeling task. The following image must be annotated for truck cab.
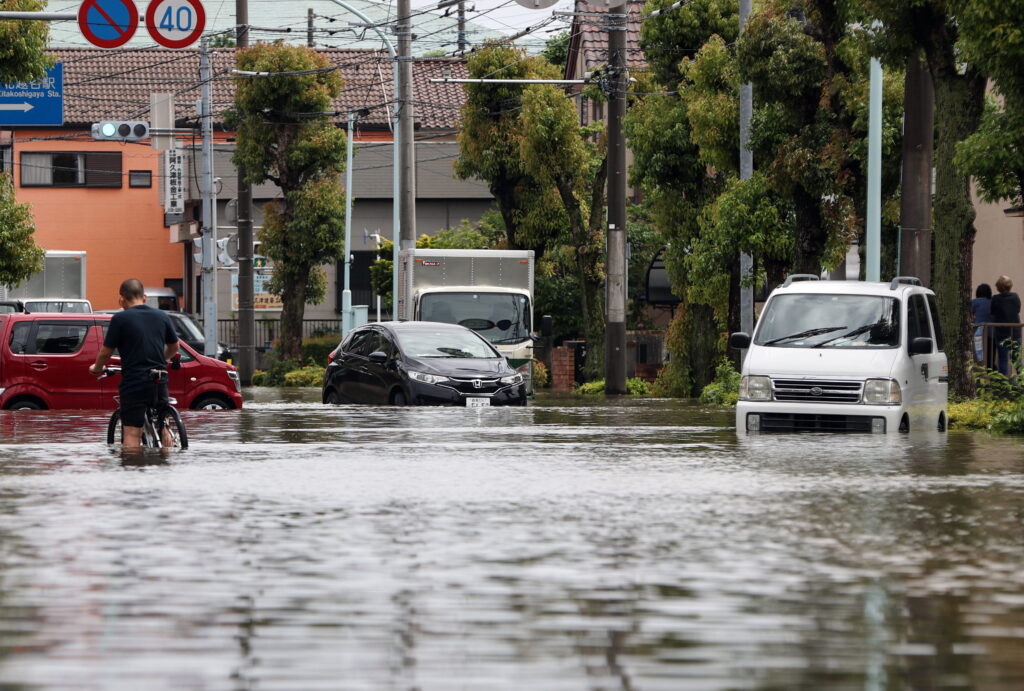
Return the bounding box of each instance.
[730,275,948,433]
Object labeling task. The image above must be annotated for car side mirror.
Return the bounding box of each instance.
[909,337,933,355]
[368,351,388,364]
[729,332,751,349]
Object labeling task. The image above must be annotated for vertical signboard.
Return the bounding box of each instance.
[164,145,185,218]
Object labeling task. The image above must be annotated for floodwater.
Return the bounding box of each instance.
[1,390,1023,691]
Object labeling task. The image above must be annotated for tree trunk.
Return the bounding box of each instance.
[278,268,308,362]
[929,69,985,397]
[792,187,826,274]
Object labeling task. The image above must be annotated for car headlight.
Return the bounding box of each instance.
[227,370,241,392]
[863,378,901,405]
[739,375,772,401]
[500,373,524,385]
[408,370,449,385]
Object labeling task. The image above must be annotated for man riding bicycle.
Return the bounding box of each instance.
[89,279,180,448]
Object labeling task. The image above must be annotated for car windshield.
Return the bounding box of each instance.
[754,293,900,348]
[24,300,91,313]
[396,328,499,359]
[419,292,530,344]
[174,314,205,340]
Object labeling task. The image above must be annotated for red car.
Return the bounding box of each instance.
[0,312,242,410]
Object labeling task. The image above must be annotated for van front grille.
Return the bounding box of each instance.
[772,378,863,403]
[760,413,876,433]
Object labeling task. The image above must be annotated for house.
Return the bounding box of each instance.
[2,47,492,322]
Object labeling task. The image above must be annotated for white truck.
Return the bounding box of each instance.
[397,249,535,391]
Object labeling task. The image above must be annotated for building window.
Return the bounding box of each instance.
[20,151,122,188]
[129,170,152,187]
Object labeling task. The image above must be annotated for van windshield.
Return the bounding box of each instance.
[754,294,900,348]
[419,292,531,344]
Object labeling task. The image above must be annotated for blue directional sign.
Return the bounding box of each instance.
[0,63,64,127]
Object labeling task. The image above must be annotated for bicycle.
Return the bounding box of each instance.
[100,366,189,449]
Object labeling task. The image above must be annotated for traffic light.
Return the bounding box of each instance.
[91,121,150,142]
[253,256,268,269]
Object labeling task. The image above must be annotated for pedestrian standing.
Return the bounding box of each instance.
[972,283,993,362]
[990,275,1021,376]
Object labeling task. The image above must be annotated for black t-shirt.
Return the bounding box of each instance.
[104,305,178,393]
[991,291,1022,340]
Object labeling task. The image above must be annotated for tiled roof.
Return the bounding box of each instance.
[45,47,469,131]
[565,0,646,78]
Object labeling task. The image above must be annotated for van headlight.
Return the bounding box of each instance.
[500,373,524,385]
[739,375,772,401]
[408,370,449,385]
[863,378,901,405]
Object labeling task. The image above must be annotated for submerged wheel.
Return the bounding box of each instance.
[157,407,189,449]
[8,398,44,410]
[324,389,340,405]
[392,390,407,406]
[938,412,947,432]
[106,409,122,444]
[191,394,233,410]
[899,415,910,433]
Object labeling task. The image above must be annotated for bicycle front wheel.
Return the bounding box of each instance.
[106,409,122,444]
[157,407,189,449]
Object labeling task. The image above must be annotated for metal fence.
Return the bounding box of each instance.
[214,319,342,350]
[974,322,1023,375]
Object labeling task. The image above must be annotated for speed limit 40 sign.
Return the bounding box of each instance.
[146,0,205,49]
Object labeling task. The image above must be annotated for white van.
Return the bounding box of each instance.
[730,275,948,433]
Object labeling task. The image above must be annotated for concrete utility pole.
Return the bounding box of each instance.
[899,53,934,286]
[397,0,417,250]
[866,54,883,282]
[605,3,628,395]
[308,8,315,47]
[739,0,754,335]
[236,0,256,382]
[199,38,219,356]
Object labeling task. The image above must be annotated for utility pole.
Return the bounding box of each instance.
[739,0,753,335]
[899,53,934,286]
[866,53,883,282]
[457,1,467,54]
[605,3,627,395]
[308,8,315,47]
[236,0,256,383]
[199,38,219,356]
[397,0,416,250]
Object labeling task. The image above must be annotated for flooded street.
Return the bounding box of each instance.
[1,390,1023,690]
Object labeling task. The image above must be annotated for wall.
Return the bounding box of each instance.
[13,129,177,310]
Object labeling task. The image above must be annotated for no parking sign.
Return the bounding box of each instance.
[78,0,138,48]
[146,0,205,49]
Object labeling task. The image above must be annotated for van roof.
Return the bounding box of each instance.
[772,278,933,297]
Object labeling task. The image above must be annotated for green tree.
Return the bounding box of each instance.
[0,0,52,83]
[955,1,1024,212]
[231,43,347,361]
[864,0,986,397]
[455,43,568,255]
[542,31,570,70]
[0,172,44,288]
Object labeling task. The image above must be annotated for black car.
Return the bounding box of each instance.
[95,309,232,361]
[322,321,528,406]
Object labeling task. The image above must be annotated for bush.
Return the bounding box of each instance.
[990,401,1024,434]
[283,365,326,387]
[699,359,741,406]
[303,334,341,367]
[575,378,651,396]
[532,359,549,388]
[251,352,301,387]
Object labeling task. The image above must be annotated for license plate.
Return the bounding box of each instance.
[466,397,490,408]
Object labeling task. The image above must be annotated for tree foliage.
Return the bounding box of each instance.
[0,0,52,83]
[0,172,44,288]
[231,43,347,360]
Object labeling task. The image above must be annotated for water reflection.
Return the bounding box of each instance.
[0,392,1022,689]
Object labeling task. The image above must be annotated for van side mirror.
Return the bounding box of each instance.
[909,337,933,355]
[368,351,388,364]
[729,332,751,349]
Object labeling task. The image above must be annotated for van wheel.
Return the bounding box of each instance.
[7,398,44,411]
[191,394,233,410]
[898,415,910,433]
[937,412,947,432]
